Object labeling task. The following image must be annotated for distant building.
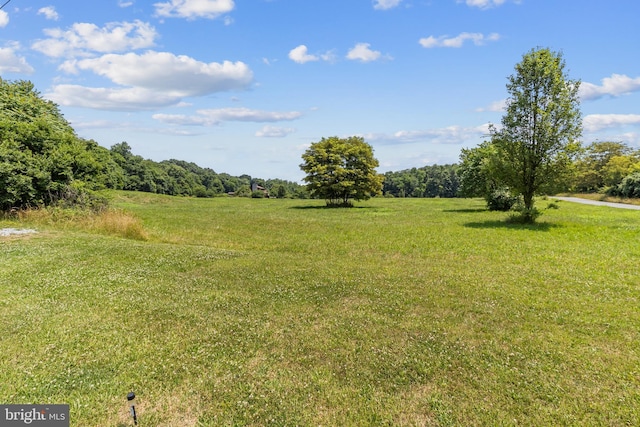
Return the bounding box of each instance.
[251,182,270,197]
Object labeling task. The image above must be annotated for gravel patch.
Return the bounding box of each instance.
[0,228,38,236]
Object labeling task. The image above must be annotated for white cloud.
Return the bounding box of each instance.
[580,74,640,101]
[61,51,253,97]
[45,85,183,110]
[49,51,253,110]
[71,119,122,130]
[32,20,158,58]
[346,43,387,62]
[153,108,302,126]
[419,32,500,48]
[70,118,202,136]
[583,114,640,132]
[0,46,34,74]
[154,0,234,19]
[119,1,134,7]
[373,0,402,10]
[365,124,490,145]
[255,125,296,138]
[288,45,318,64]
[288,45,335,64]
[0,11,8,28]
[38,6,59,21]
[476,99,506,112]
[616,132,640,146]
[320,51,337,62]
[461,0,508,9]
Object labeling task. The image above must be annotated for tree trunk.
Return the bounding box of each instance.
[523,192,534,211]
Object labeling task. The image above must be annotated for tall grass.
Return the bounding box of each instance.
[7,206,148,241]
[1,193,638,426]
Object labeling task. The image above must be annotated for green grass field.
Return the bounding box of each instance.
[1,193,639,426]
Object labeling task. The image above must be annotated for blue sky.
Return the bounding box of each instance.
[1,0,639,182]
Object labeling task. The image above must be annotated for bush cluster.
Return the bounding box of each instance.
[607,172,640,198]
[486,188,520,211]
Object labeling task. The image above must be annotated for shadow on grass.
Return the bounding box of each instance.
[464,220,559,231]
[289,205,376,210]
[443,208,487,213]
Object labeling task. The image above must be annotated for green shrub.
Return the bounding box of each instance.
[609,172,640,198]
[234,185,252,197]
[51,182,109,212]
[326,200,353,208]
[508,206,542,224]
[485,188,520,211]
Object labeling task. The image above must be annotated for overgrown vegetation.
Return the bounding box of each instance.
[610,172,640,198]
[4,204,148,240]
[1,195,638,425]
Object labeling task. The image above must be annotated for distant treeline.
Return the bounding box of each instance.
[0,78,307,211]
[109,142,308,199]
[2,78,639,212]
[382,165,460,198]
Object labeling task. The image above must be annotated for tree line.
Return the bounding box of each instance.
[3,49,640,215]
[109,142,308,199]
[382,165,460,198]
[0,78,306,211]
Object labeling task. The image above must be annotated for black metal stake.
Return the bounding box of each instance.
[127,392,138,425]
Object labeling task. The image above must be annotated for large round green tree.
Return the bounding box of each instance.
[300,136,383,206]
[490,48,582,222]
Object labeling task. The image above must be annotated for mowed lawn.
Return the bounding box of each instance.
[1,193,638,426]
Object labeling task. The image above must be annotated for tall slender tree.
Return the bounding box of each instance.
[490,48,582,222]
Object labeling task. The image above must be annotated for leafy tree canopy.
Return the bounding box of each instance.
[573,141,640,191]
[300,136,383,206]
[0,78,90,210]
[458,141,500,199]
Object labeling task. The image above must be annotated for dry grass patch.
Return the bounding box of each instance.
[11,207,148,240]
[83,209,148,240]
